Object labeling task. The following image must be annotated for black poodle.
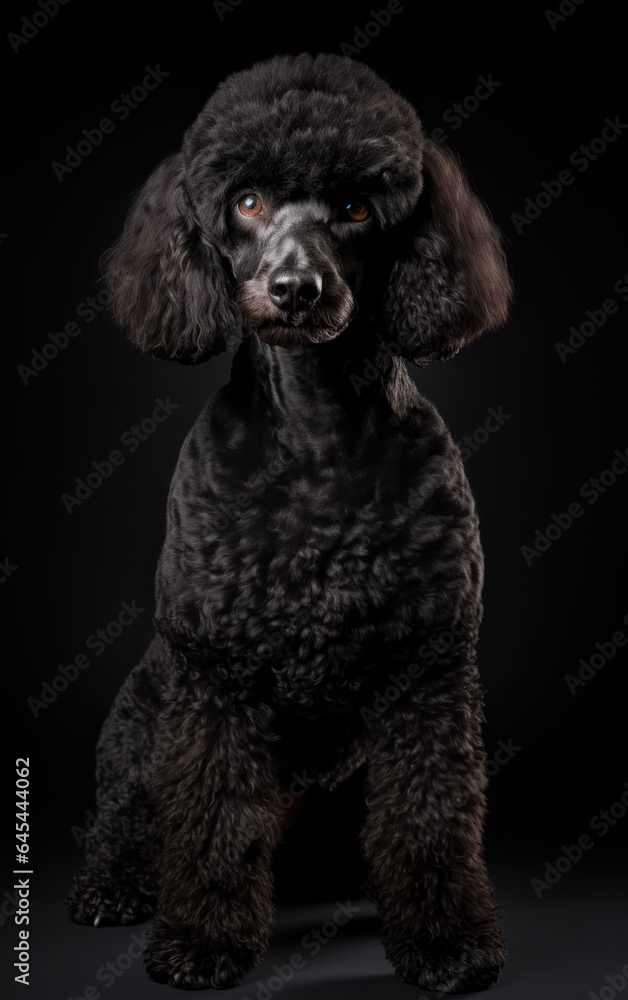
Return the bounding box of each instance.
[67,52,512,993]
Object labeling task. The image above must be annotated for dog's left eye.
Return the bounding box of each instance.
[344,201,369,222]
[238,194,263,217]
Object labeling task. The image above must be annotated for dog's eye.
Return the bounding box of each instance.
[344,201,369,222]
[238,194,262,217]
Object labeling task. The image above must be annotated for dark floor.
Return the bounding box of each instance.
[3,858,626,1000]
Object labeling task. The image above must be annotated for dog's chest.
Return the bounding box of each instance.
[180,440,457,707]
[211,442,412,604]
[158,400,479,709]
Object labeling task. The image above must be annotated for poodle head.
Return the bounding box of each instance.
[105,53,511,363]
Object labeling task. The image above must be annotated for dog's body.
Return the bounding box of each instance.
[67,53,511,992]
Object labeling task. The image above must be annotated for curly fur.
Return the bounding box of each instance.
[67,52,511,993]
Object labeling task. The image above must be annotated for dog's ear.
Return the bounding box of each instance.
[384,140,512,365]
[104,153,239,362]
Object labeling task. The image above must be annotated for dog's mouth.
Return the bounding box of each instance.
[236,278,356,348]
[253,316,343,347]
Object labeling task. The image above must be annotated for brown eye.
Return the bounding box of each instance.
[345,201,369,222]
[238,193,262,217]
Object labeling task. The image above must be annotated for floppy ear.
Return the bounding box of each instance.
[104,153,239,362]
[384,140,512,365]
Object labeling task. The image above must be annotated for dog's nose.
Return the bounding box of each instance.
[267,269,322,312]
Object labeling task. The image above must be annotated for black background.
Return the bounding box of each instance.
[2,0,627,996]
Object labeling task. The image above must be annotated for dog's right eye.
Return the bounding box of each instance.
[344,201,369,222]
[238,194,263,217]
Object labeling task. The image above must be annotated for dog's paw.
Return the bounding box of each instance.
[66,862,155,926]
[390,928,506,993]
[144,919,258,990]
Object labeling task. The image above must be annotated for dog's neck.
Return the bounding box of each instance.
[227,322,420,456]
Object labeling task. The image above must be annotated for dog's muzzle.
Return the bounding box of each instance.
[235,215,357,347]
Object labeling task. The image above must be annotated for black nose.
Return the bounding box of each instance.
[268,269,322,312]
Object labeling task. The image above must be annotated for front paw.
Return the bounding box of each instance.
[389,927,506,993]
[144,918,258,990]
[66,862,155,926]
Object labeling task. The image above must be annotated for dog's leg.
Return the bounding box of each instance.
[361,659,505,993]
[66,634,169,926]
[144,676,281,990]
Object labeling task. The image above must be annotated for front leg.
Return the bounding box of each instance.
[145,670,282,990]
[361,658,505,993]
